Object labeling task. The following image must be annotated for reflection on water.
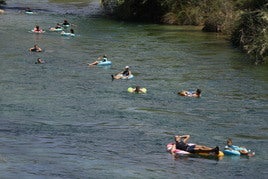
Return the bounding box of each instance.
[0,0,267,178]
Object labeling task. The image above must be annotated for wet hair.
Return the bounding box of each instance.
[227,138,233,146]
[196,89,202,94]
[134,86,140,92]
[70,29,74,33]
[35,58,42,64]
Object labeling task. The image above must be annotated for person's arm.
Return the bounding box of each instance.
[180,135,190,143]
[127,70,132,77]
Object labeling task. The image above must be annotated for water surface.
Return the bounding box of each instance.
[0,1,267,178]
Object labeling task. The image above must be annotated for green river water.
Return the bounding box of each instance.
[0,0,267,178]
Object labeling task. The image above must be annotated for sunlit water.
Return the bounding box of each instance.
[0,1,267,178]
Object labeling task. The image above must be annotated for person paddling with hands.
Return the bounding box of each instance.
[29,44,42,52]
[35,58,45,64]
[128,86,147,93]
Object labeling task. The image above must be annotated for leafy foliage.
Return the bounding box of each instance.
[231,11,268,64]
[0,0,6,5]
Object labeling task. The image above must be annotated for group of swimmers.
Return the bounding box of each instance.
[87,55,202,95]
[31,19,75,36]
[29,19,76,63]
[3,5,252,161]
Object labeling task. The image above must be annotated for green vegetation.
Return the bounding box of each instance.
[101,0,167,23]
[0,0,6,5]
[231,0,267,64]
[101,0,268,64]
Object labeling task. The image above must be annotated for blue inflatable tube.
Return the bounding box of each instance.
[224,145,249,156]
[223,149,241,155]
[97,60,112,66]
[61,32,75,37]
[122,74,134,80]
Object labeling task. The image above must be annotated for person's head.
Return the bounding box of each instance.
[174,135,181,142]
[125,66,129,70]
[134,86,140,92]
[70,29,74,33]
[196,89,201,95]
[64,20,68,23]
[34,44,37,48]
[227,138,233,146]
[37,58,42,63]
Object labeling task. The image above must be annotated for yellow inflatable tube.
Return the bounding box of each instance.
[128,87,147,94]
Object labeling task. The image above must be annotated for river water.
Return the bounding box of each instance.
[0,0,267,178]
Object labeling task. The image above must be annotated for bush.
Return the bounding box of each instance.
[231,11,268,64]
[0,0,6,5]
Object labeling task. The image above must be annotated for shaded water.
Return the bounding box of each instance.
[0,1,267,178]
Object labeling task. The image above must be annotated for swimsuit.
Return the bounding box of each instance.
[176,141,196,153]
[122,70,129,76]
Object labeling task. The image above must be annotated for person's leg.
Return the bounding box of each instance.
[88,61,98,66]
[194,145,213,150]
[113,74,123,79]
[193,145,219,154]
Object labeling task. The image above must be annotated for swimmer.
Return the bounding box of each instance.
[111,66,132,80]
[88,55,108,66]
[29,44,42,52]
[171,135,219,155]
[35,58,45,64]
[178,89,201,97]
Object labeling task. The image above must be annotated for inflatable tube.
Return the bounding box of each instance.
[49,27,63,32]
[31,29,45,33]
[122,74,134,80]
[166,142,224,158]
[179,90,191,95]
[97,60,112,66]
[223,149,241,156]
[61,32,75,37]
[197,151,224,158]
[25,11,34,15]
[223,145,254,156]
[62,24,70,28]
[127,87,147,94]
[166,143,190,156]
[179,90,196,96]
